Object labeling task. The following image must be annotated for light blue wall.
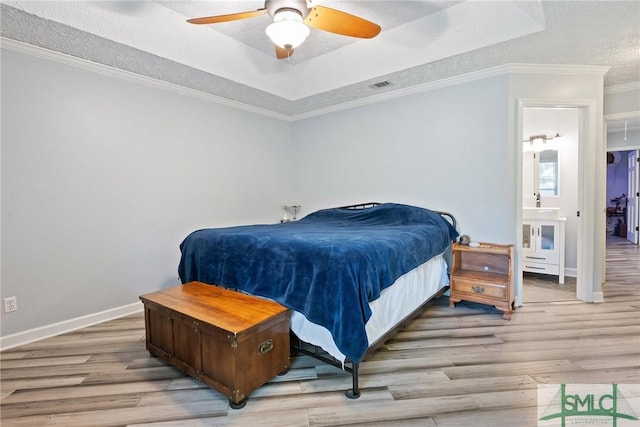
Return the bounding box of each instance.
[291,76,512,244]
[1,49,294,336]
[1,48,617,340]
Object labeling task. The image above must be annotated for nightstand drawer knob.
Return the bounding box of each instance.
[471,285,485,294]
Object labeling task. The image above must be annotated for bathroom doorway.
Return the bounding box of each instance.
[521,107,580,303]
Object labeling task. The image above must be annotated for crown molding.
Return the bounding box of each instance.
[505,63,611,77]
[291,64,611,121]
[0,37,291,121]
[605,110,640,120]
[604,81,640,95]
[1,37,615,122]
[290,64,513,120]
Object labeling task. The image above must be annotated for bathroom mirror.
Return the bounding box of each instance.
[523,149,559,203]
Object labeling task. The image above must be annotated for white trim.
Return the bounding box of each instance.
[0,302,143,351]
[2,37,612,121]
[607,144,640,151]
[592,292,604,303]
[515,100,526,307]
[564,267,577,278]
[506,63,610,77]
[292,64,515,120]
[292,64,610,121]
[516,99,601,305]
[604,111,640,122]
[604,82,640,95]
[0,37,291,122]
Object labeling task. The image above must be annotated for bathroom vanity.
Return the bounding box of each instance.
[522,208,566,284]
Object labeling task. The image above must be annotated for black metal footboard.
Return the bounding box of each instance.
[290,336,361,398]
[290,285,449,399]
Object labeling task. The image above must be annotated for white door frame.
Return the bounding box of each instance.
[516,98,602,305]
[604,111,640,245]
[626,150,639,244]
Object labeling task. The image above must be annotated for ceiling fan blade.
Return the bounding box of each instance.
[187,9,266,25]
[275,46,294,59]
[304,6,381,39]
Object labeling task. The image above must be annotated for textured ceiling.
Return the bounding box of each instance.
[1,1,639,118]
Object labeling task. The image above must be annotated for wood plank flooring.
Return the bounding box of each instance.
[1,239,638,426]
[606,235,640,286]
[523,235,639,303]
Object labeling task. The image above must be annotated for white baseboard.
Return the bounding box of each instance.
[564,268,577,278]
[0,302,143,351]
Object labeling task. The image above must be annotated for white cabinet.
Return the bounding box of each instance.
[521,218,566,284]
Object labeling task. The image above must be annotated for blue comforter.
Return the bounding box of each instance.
[178,203,458,362]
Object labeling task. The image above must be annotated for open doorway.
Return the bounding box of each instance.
[606,116,640,246]
[605,115,639,291]
[521,107,580,303]
[606,149,639,243]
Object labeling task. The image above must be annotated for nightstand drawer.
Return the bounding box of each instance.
[522,261,560,275]
[451,277,507,300]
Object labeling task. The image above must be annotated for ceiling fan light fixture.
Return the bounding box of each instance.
[266,9,310,50]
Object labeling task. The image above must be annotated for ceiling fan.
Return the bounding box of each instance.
[187,0,381,59]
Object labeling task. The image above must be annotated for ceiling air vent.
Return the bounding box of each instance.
[369,80,392,89]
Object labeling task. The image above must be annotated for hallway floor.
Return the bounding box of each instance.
[524,234,639,303]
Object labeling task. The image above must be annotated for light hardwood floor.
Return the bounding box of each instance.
[523,235,639,303]
[1,239,638,427]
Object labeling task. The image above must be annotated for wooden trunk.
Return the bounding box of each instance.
[139,282,290,408]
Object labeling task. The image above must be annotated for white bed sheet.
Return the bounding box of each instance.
[290,253,449,364]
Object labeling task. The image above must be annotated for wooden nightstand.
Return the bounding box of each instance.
[449,242,515,320]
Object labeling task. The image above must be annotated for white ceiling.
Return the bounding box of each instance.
[1,1,639,118]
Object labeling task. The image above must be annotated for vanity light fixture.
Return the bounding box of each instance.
[523,133,560,152]
[624,120,628,141]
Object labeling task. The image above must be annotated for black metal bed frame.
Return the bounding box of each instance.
[290,202,457,399]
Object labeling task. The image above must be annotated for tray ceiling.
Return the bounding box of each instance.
[1,1,639,118]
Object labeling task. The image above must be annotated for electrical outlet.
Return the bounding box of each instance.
[4,296,18,313]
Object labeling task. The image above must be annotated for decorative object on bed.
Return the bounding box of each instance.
[281,204,301,222]
[178,202,458,398]
[458,234,471,245]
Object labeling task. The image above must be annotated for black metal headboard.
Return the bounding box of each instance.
[338,202,381,210]
[338,202,457,230]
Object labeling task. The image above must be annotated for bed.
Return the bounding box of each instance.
[178,202,458,398]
